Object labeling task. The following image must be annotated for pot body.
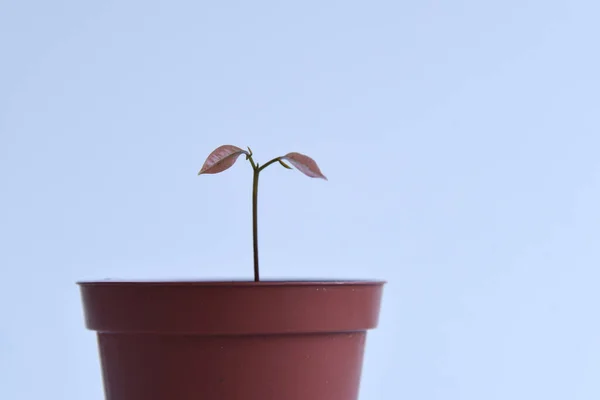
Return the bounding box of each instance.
[79,280,385,400]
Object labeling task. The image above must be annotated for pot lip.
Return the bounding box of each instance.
[77,278,386,287]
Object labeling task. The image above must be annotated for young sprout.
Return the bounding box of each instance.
[199,145,327,281]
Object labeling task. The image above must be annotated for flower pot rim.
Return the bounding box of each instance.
[78,278,385,335]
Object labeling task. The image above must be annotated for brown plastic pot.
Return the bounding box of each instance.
[78,280,385,400]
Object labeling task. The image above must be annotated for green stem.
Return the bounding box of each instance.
[252,166,260,282]
[247,154,282,282]
[258,157,281,172]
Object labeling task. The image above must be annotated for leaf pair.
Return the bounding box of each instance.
[198,145,327,180]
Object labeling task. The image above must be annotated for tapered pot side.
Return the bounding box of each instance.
[79,280,385,400]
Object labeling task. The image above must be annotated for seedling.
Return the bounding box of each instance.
[199,145,327,282]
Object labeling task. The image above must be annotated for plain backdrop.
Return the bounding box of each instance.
[1,1,599,399]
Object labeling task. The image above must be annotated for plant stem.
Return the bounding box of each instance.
[247,155,282,282]
[258,157,281,172]
[252,166,260,282]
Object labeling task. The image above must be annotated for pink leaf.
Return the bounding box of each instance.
[281,152,327,180]
[198,145,248,175]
